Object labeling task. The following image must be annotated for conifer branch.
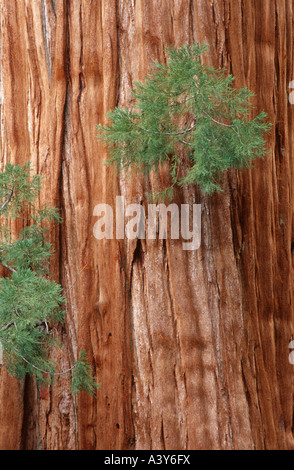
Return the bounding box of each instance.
[0,321,15,332]
[127,115,197,137]
[0,163,98,395]
[0,185,14,214]
[0,258,17,273]
[0,335,75,376]
[202,111,236,128]
[98,43,271,196]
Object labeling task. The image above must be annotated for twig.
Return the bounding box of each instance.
[180,138,193,146]
[0,321,15,333]
[203,111,236,128]
[0,336,76,377]
[0,258,16,273]
[0,186,14,214]
[127,115,197,137]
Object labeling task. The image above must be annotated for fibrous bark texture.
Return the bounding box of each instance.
[0,0,293,450]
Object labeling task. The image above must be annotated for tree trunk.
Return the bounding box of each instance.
[0,0,293,450]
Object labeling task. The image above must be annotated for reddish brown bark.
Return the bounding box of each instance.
[0,0,293,450]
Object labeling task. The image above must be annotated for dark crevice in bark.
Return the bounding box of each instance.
[21,377,46,450]
[160,417,166,450]
[253,344,266,450]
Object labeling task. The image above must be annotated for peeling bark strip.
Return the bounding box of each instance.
[0,0,293,450]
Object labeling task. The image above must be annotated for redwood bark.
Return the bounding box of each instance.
[0,0,293,450]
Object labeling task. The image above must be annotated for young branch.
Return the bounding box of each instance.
[0,321,15,333]
[0,335,76,377]
[0,185,14,214]
[0,258,17,273]
[128,115,197,137]
[203,111,236,128]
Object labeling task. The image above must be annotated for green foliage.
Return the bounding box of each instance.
[97,43,271,198]
[0,163,98,395]
[71,351,101,396]
[0,162,41,218]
